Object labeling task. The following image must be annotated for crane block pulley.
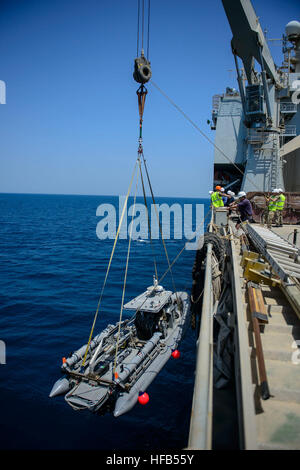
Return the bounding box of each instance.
[133,54,152,84]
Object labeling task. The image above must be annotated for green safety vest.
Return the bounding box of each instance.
[277,194,286,211]
[211,191,224,208]
[268,197,278,212]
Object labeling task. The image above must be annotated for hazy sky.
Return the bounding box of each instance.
[0,0,299,197]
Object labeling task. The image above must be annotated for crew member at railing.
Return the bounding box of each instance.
[225,190,235,206]
[226,191,235,215]
[266,189,280,229]
[275,188,286,227]
[221,187,228,206]
[229,191,253,230]
[211,186,231,208]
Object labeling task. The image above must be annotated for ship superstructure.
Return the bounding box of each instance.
[188,0,300,451]
[211,0,300,194]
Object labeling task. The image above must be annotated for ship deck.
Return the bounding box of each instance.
[188,215,300,450]
[232,224,300,450]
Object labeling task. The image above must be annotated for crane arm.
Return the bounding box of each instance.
[222,0,280,86]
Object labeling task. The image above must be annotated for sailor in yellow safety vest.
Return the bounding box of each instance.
[267,189,279,229]
[210,186,230,208]
[275,188,286,227]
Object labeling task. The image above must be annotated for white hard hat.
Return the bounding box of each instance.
[278,188,283,192]
[221,187,224,192]
[230,191,235,196]
[272,188,279,193]
[238,191,246,197]
[209,190,213,194]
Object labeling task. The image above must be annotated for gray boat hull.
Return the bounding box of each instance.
[50,287,190,417]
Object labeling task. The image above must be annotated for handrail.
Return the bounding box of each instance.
[229,235,257,449]
[281,124,296,136]
[280,102,297,113]
[188,242,214,449]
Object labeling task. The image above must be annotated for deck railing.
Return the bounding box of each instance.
[281,125,297,136]
[280,102,297,113]
[188,222,214,450]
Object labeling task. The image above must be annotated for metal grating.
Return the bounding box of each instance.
[245,224,300,283]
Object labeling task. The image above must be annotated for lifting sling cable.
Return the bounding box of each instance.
[140,150,179,303]
[134,1,181,303]
[111,206,213,328]
[134,13,159,279]
[157,207,213,286]
[126,205,213,321]
[82,161,138,368]
[134,2,178,302]
[112,167,140,378]
[150,80,263,193]
[136,87,178,299]
[138,156,158,280]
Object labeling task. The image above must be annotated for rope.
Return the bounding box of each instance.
[150,80,263,193]
[112,166,140,378]
[191,288,204,304]
[81,161,138,368]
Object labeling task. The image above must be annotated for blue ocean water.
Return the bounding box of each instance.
[0,193,210,450]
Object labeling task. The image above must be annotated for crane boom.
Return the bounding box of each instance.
[222,0,280,86]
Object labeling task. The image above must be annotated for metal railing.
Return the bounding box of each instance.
[188,218,258,450]
[247,129,267,143]
[188,242,214,450]
[212,94,222,111]
[229,235,257,450]
[280,102,297,113]
[281,125,297,136]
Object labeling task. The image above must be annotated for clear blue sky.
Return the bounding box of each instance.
[0,0,299,197]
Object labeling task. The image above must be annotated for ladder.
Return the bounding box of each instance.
[245,224,300,283]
